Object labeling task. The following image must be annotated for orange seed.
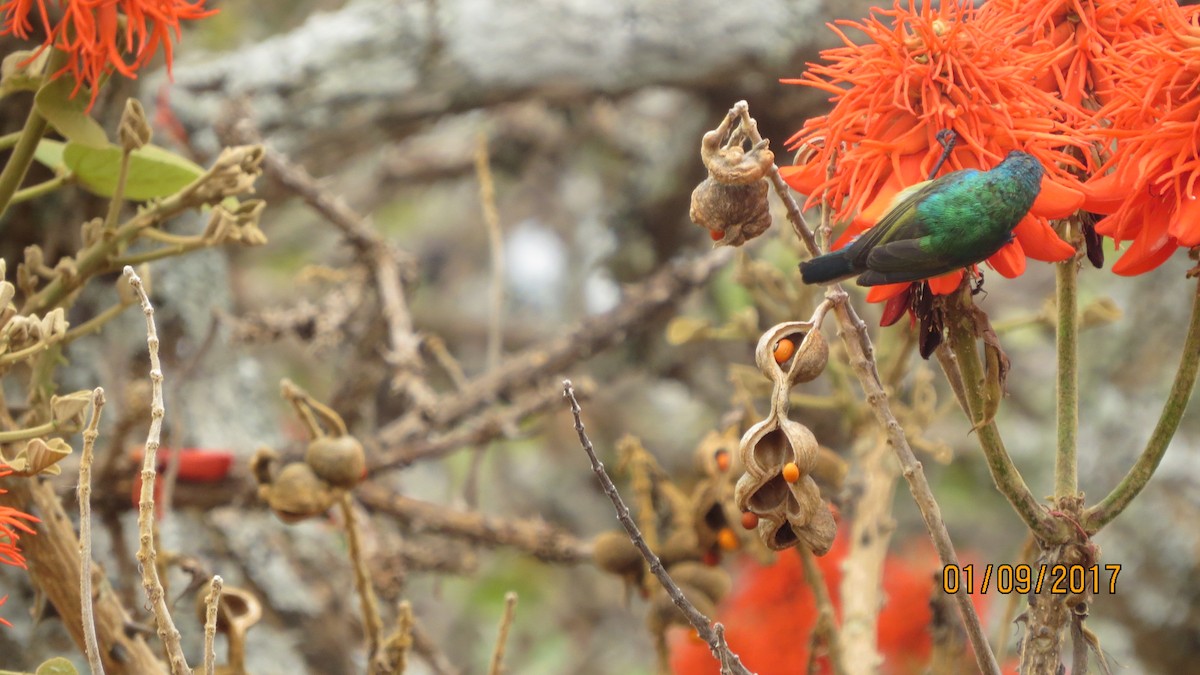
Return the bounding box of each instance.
[740,511,759,530]
[773,338,795,364]
[717,527,740,551]
[714,449,731,472]
[709,229,724,241]
[782,462,801,483]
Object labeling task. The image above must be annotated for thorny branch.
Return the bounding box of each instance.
[563,380,752,675]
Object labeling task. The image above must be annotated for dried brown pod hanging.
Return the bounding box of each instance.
[754,320,828,388]
[689,114,775,247]
[256,461,335,524]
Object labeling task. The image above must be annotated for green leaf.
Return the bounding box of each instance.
[33,139,66,172]
[34,78,107,148]
[35,658,78,675]
[63,142,205,201]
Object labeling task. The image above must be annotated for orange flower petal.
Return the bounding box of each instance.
[928,270,964,295]
[1112,224,1177,275]
[1030,177,1085,219]
[834,217,873,250]
[1014,215,1075,261]
[1079,171,1133,215]
[866,282,912,303]
[779,164,823,196]
[987,239,1027,278]
[1167,196,1200,247]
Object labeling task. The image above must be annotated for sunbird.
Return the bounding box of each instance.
[799,150,1043,286]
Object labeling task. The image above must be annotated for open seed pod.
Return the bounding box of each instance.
[4,437,71,476]
[754,320,828,388]
[734,416,836,554]
[693,426,740,477]
[592,530,645,586]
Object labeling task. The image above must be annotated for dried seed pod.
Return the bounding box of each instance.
[260,462,335,524]
[689,129,775,247]
[667,561,732,605]
[592,530,644,583]
[754,321,828,387]
[646,582,717,635]
[658,529,701,567]
[694,426,740,477]
[737,417,819,489]
[304,434,366,489]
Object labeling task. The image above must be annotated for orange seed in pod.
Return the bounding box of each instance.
[709,229,724,242]
[702,550,721,566]
[740,511,759,530]
[717,527,739,551]
[773,338,795,364]
[714,448,731,472]
[782,461,801,483]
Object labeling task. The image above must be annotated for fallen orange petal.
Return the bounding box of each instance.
[1030,177,1085,219]
[1014,215,1075,261]
[987,239,1026,278]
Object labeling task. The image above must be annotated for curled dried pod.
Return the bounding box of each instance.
[646,582,717,635]
[689,129,774,247]
[5,437,71,476]
[668,561,732,605]
[304,434,366,489]
[754,321,828,386]
[260,462,335,524]
[658,529,701,568]
[592,530,644,583]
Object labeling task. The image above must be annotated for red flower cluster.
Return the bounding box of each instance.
[0,0,215,109]
[669,533,993,674]
[783,0,1200,297]
[0,465,39,628]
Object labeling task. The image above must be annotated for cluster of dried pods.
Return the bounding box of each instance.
[734,320,837,554]
[252,379,366,523]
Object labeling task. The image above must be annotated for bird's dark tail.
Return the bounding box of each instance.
[799,251,855,285]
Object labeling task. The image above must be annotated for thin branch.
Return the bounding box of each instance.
[125,265,191,675]
[340,492,385,661]
[357,483,592,562]
[798,545,846,675]
[203,576,224,675]
[78,387,107,675]
[1054,255,1080,498]
[1085,275,1200,531]
[563,380,751,675]
[487,592,518,675]
[731,98,1002,675]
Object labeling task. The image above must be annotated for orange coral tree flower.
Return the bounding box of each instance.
[1080,3,1200,274]
[0,467,39,571]
[0,0,216,109]
[780,0,1089,303]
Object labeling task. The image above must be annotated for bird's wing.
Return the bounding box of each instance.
[857,238,954,285]
[843,178,942,266]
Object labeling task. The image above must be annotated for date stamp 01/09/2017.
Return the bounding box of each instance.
[941,564,1122,595]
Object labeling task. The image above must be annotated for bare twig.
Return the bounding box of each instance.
[728,99,1001,675]
[203,576,223,675]
[798,545,845,675]
[339,493,385,663]
[411,619,462,675]
[487,592,518,675]
[78,387,107,675]
[357,483,592,562]
[563,380,751,675]
[124,265,191,675]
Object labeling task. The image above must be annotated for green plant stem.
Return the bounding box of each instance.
[1084,276,1200,531]
[0,337,58,367]
[0,49,68,225]
[62,301,132,344]
[11,173,71,205]
[114,241,208,267]
[945,301,1060,541]
[0,419,57,443]
[1054,257,1079,498]
[0,130,23,151]
[103,150,133,231]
